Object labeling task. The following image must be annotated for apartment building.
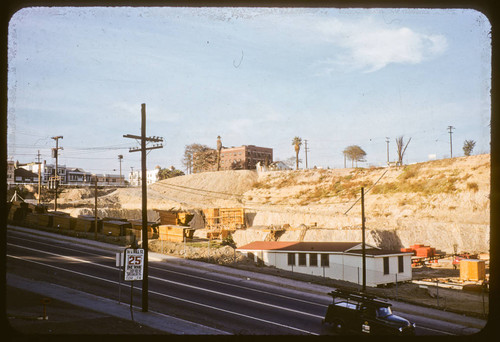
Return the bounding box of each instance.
[194,145,273,173]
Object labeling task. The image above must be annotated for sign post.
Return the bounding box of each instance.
[123,248,144,320]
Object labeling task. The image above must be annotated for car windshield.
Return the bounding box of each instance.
[376,307,392,318]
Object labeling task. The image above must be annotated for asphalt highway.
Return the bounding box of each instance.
[6,226,485,335]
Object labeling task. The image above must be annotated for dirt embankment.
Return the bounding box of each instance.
[57,154,490,254]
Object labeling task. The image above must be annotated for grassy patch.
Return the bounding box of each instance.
[467,182,479,192]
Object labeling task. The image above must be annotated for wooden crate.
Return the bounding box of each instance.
[220,208,245,229]
[460,259,486,281]
[203,208,245,230]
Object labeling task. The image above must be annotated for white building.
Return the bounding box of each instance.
[237,241,413,287]
[128,166,161,186]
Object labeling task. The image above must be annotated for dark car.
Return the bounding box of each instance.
[322,289,416,335]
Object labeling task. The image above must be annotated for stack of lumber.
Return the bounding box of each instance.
[37,213,53,227]
[158,225,194,242]
[156,210,178,225]
[156,210,194,226]
[102,220,132,236]
[75,215,101,233]
[24,213,39,227]
[128,219,156,240]
[51,212,74,230]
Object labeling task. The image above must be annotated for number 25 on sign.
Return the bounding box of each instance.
[124,248,144,281]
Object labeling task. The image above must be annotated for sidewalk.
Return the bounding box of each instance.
[6,273,229,335]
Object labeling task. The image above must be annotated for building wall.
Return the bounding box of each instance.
[219,145,273,171]
[243,250,412,286]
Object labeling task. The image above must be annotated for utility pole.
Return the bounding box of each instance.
[361,187,366,292]
[385,137,390,165]
[124,103,163,313]
[94,175,98,240]
[118,155,123,186]
[304,140,309,169]
[36,150,42,205]
[51,136,63,211]
[448,126,455,158]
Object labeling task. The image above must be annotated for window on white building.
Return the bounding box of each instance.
[321,254,329,267]
[309,253,318,267]
[298,253,307,266]
[383,257,390,275]
[287,253,295,266]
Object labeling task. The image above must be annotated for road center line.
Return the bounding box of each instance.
[8,242,325,319]
[7,254,317,335]
[8,233,327,309]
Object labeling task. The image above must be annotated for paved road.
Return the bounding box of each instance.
[6,226,486,335]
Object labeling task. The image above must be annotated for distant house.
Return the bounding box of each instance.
[14,168,38,184]
[236,241,412,287]
[256,160,292,172]
[129,166,160,186]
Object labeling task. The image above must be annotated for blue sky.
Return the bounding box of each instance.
[7,7,491,175]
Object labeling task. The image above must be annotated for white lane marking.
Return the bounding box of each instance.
[8,243,323,318]
[7,251,319,335]
[8,238,328,308]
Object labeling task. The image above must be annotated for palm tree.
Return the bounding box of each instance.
[216,136,222,171]
[292,136,302,170]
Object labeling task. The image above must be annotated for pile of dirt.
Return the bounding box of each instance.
[57,154,490,254]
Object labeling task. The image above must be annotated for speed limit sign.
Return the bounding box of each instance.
[124,248,144,281]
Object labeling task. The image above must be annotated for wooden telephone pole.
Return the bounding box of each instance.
[361,187,366,292]
[51,136,63,211]
[124,103,163,312]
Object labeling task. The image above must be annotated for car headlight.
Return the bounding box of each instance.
[412,323,416,328]
[398,327,403,332]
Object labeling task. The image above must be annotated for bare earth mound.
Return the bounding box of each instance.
[58,155,490,253]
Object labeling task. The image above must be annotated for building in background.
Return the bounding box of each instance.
[195,145,273,173]
[128,165,161,186]
[12,160,124,187]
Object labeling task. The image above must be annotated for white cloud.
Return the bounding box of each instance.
[313,18,448,73]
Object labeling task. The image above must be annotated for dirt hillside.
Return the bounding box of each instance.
[58,155,490,254]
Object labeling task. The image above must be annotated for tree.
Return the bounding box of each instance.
[216,136,223,171]
[395,136,411,166]
[292,136,302,170]
[343,145,367,167]
[463,139,476,156]
[182,143,217,174]
[158,166,185,180]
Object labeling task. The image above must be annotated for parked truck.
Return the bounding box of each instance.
[322,289,416,335]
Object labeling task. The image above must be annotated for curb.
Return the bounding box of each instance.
[7,273,230,335]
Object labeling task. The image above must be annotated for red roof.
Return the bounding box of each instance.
[237,241,361,252]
